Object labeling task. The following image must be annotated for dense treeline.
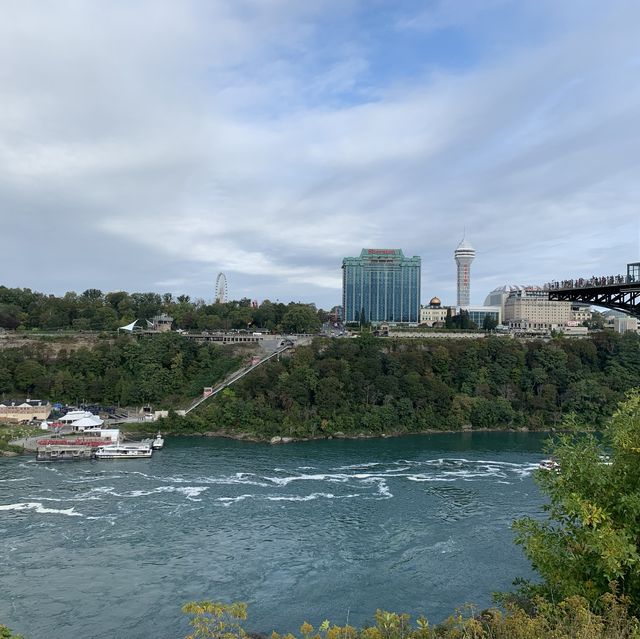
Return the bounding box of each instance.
[169,332,640,437]
[0,286,323,333]
[0,334,240,408]
[2,330,639,432]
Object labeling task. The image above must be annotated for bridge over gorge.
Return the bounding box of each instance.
[545,262,640,319]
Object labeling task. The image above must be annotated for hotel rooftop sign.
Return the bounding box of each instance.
[366,249,400,255]
[342,249,420,268]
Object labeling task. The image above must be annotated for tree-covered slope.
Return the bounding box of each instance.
[0,333,241,408]
[173,333,640,437]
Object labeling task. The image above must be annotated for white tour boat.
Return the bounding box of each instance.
[151,432,164,449]
[94,442,153,460]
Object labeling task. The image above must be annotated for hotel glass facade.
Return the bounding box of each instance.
[342,249,421,324]
[464,306,501,327]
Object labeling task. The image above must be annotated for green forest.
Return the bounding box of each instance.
[2,331,638,436]
[166,331,640,437]
[0,286,324,333]
[0,333,241,408]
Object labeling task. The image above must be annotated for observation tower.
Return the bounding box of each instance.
[454,236,475,307]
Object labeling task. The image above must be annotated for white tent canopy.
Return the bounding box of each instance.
[59,410,93,423]
[72,416,104,428]
[118,320,138,332]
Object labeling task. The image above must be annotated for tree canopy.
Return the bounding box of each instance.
[0,286,325,334]
[514,391,640,614]
[0,333,240,408]
[168,333,640,438]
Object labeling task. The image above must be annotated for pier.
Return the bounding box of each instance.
[36,445,94,461]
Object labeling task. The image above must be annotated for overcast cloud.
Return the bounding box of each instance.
[1,0,639,307]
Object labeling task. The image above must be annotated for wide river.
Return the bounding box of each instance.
[0,433,549,639]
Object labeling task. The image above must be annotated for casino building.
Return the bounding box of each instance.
[342,249,421,324]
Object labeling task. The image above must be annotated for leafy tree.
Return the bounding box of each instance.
[482,315,498,331]
[0,304,24,329]
[514,391,640,613]
[81,288,103,300]
[281,305,321,334]
[14,360,47,395]
[0,625,24,639]
[585,311,607,330]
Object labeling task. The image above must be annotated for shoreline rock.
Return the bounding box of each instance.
[154,426,566,445]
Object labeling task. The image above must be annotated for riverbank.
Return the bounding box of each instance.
[121,423,563,445]
[1,425,41,455]
[3,419,579,457]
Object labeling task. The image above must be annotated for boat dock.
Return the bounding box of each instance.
[36,445,94,461]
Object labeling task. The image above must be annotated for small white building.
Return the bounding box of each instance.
[613,316,638,334]
[81,427,120,442]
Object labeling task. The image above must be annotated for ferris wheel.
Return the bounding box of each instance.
[214,272,228,303]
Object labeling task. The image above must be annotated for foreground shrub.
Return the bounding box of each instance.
[514,390,640,612]
[181,596,640,639]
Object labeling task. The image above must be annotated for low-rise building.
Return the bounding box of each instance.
[571,304,592,324]
[484,285,544,319]
[420,297,450,326]
[504,289,572,330]
[492,286,592,330]
[0,399,52,423]
[557,325,589,337]
[463,306,502,328]
[149,314,174,332]
[613,316,638,334]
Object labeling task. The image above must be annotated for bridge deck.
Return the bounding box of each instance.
[546,280,640,319]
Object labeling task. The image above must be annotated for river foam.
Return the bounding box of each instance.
[0,502,83,517]
[2,455,542,516]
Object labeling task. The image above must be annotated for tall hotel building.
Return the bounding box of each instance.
[342,249,421,324]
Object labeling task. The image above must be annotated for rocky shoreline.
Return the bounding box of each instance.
[133,425,551,445]
[2,425,566,457]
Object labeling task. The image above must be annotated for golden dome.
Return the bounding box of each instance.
[429,296,441,307]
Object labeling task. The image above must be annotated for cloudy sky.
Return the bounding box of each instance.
[1,0,639,308]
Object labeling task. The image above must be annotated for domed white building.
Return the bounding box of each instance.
[420,295,450,326]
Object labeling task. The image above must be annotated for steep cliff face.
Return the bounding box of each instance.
[0,332,107,355]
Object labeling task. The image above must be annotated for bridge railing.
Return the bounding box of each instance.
[545,274,638,290]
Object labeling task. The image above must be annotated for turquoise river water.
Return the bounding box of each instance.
[0,433,550,639]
